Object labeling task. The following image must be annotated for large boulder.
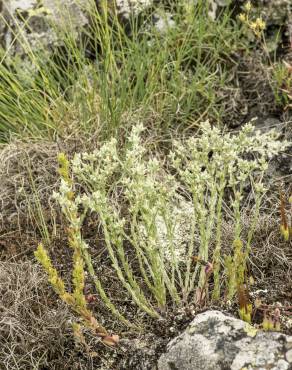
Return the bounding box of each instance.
[158,310,292,370]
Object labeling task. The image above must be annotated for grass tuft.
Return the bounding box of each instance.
[0,0,244,142]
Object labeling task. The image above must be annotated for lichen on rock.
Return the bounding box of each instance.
[158,311,292,370]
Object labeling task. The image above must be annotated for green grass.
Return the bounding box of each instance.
[0,0,244,142]
[272,62,292,108]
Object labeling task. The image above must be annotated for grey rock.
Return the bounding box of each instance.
[255,0,291,26]
[153,12,176,34]
[286,349,292,363]
[158,310,292,370]
[116,0,153,19]
[253,116,285,134]
[1,0,88,55]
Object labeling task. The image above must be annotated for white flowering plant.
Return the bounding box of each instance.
[35,121,289,327]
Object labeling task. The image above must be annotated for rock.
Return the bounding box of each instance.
[153,12,176,34]
[252,116,285,134]
[255,0,291,26]
[286,349,292,363]
[116,0,153,19]
[158,310,292,370]
[1,0,88,55]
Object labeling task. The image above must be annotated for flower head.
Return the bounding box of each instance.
[239,13,246,22]
[256,17,266,31]
[244,1,252,12]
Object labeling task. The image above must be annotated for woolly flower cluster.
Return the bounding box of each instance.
[59,121,288,265]
[52,121,289,310]
[151,196,194,262]
[72,137,119,189]
[170,121,284,194]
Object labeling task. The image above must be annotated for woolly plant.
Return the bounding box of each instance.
[36,121,289,327]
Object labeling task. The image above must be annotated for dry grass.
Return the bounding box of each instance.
[0,261,72,369]
[0,261,130,369]
[220,209,292,289]
[0,141,61,235]
[0,261,170,369]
